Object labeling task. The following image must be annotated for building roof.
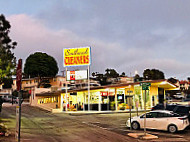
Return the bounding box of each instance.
[36,91,60,97]
[179,80,190,85]
[36,79,178,96]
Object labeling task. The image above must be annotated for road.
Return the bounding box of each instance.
[0,103,190,142]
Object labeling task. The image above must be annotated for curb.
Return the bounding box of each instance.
[68,110,149,116]
[128,133,158,140]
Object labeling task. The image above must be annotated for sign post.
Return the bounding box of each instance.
[136,101,139,116]
[128,85,132,130]
[140,82,151,136]
[66,67,68,111]
[88,65,90,111]
[129,96,133,130]
[15,106,19,140]
[16,59,22,142]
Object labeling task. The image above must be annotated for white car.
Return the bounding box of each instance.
[173,94,184,99]
[126,110,189,133]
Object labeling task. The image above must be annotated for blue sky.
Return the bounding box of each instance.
[1,0,190,79]
[0,0,53,15]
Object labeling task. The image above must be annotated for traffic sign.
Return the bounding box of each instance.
[15,106,19,141]
[140,82,151,90]
[140,82,151,86]
[16,59,22,91]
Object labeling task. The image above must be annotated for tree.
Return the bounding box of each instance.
[24,52,58,87]
[105,68,119,78]
[143,69,152,80]
[0,14,17,85]
[168,77,178,84]
[2,77,13,88]
[120,72,125,77]
[92,72,96,77]
[92,68,120,85]
[187,77,190,82]
[143,69,165,80]
[134,74,144,82]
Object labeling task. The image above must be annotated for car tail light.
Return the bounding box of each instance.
[178,117,187,120]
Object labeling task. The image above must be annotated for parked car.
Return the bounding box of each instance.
[151,104,190,122]
[2,95,12,103]
[181,99,190,105]
[12,97,18,104]
[173,94,184,99]
[152,104,190,121]
[126,110,189,133]
[12,97,23,104]
[2,96,23,104]
[183,98,190,102]
[151,103,177,111]
[166,96,173,102]
[172,105,190,121]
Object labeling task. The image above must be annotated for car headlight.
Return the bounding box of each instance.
[126,119,130,127]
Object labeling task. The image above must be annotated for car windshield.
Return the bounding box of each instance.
[166,105,176,111]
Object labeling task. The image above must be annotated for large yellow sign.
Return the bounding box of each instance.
[63,47,91,67]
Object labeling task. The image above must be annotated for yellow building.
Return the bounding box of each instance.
[31,79,179,112]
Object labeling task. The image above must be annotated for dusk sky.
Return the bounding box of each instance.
[1,0,190,79]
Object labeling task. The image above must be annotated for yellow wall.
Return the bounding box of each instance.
[125,86,134,95]
[77,92,84,104]
[53,83,171,111]
[149,87,159,107]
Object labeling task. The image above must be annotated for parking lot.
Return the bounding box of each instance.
[71,112,190,142]
[1,103,190,142]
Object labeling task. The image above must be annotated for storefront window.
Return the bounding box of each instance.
[38,96,58,104]
[117,89,125,105]
[134,85,142,109]
[90,92,100,104]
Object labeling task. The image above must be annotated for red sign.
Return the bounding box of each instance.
[100,91,114,96]
[101,92,108,96]
[109,92,114,96]
[29,90,31,94]
[70,71,75,80]
[16,59,22,91]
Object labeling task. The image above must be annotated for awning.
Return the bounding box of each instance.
[151,81,179,90]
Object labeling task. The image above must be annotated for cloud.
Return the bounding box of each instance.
[6,0,190,80]
[9,14,151,75]
[37,0,190,43]
[8,14,84,71]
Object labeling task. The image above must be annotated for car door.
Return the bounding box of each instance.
[146,112,158,129]
[153,112,170,130]
[139,112,158,129]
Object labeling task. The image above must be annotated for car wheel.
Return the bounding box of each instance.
[168,125,177,133]
[131,122,140,130]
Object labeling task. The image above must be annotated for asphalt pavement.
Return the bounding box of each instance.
[0,103,190,142]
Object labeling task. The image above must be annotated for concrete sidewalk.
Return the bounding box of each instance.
[64,109,149,115]
[128,133,158,140]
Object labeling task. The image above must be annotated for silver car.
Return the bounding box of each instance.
[126,110,189,133]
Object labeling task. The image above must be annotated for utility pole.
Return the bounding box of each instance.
[16,59,22,142]
[144,90,147,135]
[140,82,151,136]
